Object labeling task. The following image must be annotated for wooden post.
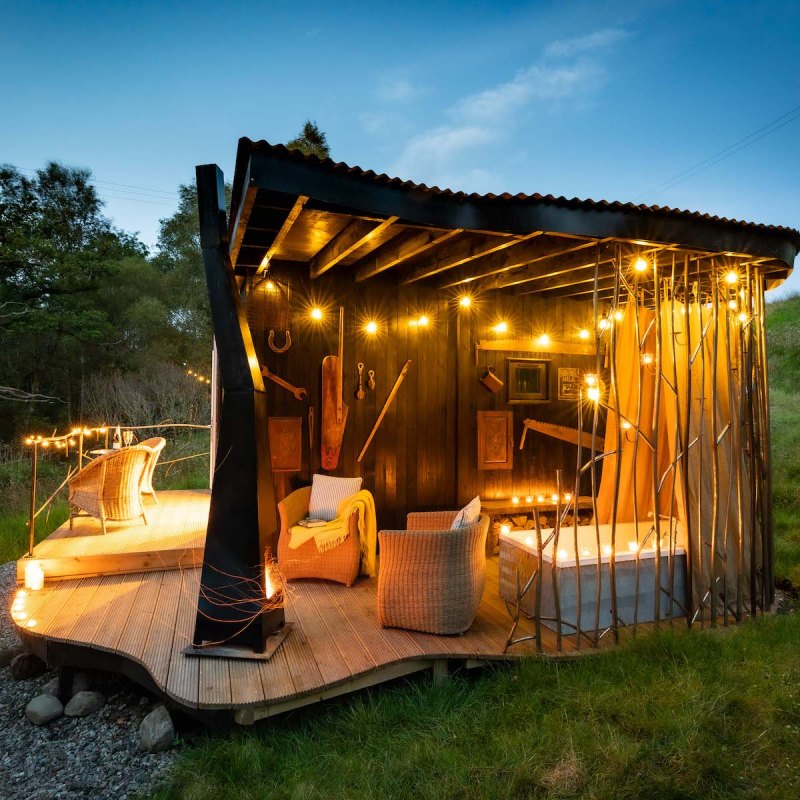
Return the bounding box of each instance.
[27,441,38,557]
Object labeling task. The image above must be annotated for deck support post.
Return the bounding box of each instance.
[432,659,449,687]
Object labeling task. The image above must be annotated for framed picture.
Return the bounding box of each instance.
[477,411,514,471]
[557,367,582,400]
[506,358,550,404]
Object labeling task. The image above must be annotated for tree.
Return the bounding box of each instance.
[286,121,330,159]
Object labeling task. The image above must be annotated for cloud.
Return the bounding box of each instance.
[376,77,417,103]
[543,27,630,59]
[452,60,600,123]
[359,111,390,134]
[393,125,497,182]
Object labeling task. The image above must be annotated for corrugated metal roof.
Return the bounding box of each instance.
[234,137,800,249]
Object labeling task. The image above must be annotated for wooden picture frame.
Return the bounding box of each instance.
[267,417,303,473]
[506,358,550,404]
[477,410,514,471]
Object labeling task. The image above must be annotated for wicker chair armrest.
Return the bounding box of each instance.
[406,510,459,531]
[278,486,312,532]
[69,452,110,491]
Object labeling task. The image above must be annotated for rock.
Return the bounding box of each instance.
[139,705,174,753]
[42,676,60,697]
[25,693,64,726]
[68,671,92,697]
[64,690,105,717]
[9,651,46,680]
[0,643,24,667]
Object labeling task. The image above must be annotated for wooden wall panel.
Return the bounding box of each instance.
[254,266,601,529]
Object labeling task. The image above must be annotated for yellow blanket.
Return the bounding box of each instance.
[288,489,377,577]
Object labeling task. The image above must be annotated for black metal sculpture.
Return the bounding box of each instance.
[191,164,284,652]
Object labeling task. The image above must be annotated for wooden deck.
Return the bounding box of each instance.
[13,490,586,725]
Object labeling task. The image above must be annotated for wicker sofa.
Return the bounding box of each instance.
[377,511,489,635]
[276,485,361,586]
[68,446,151,534]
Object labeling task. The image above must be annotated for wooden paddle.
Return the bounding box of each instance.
[321,307,348,469]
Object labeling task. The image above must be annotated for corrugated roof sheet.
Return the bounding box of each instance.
[234,137,800,249]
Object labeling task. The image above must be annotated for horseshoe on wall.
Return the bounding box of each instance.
[268,330,292,353]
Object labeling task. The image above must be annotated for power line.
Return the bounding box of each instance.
[636,102,800,203]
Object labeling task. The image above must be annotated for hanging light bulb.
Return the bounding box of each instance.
[459,295,472,309]
[724,270,739,285]
[365,320,378,335]
[634,256,649,273]
[493,321,508,334]
[578,328,590,340]
[310,307,323,321]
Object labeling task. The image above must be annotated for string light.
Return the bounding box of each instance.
[310,307,323,321]
[500,524,511,536]
[536,333,551,347]
[525,495,533,504]
[578,328,590,340]
[556,548,568,561]
[417,315,429,327]
[584,373,597,386]
[728,300,737,310]
[550,493,559,504]
[587,385,601,403]
[724,270,739,285]
[737,311,748,324]
[536,494,545,503]
[621,420,632,431]
[493,321,509,334]
[597,318,609,331]
[613,309,624,322]
[634,257,649,273]
[511,496,519,505]
[628,541,640,553]
[641,353,654,366]
[459,295,472,309]
[365,320,378,335]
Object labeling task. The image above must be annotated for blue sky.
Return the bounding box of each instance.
[2,0,799,295]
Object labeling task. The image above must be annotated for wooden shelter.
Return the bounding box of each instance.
[12,139,799,723]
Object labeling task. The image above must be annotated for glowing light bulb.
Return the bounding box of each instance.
[602,544,612,556]
[613,309,624,322]
[525,496,533,504]
[564,493,573,502]
[581,547,591,558]
[641,353,654,365]
[597,318,609,331]
[728,300,737,310]
[587,386,601,403]
[537,333,551,347]
[634,257,649,272]
[551,493,559,504]
[365,320,378,335]
[628,541,640,553]
[24,561,44,591]
[738,312,748,324]
[525,535,535,547]
[724,270,739,285]
[459,295,472,309]
[621,420,632,431]
[537,494,545,504]
[511,496,519,505]
[265,279,276,291]
[493,321,508,334]
[556,548,568,561]
[310,307,323,321]
[584,373,597,386]
[500,524,511,536]
[578,328,590,340]
[417,315,429,327]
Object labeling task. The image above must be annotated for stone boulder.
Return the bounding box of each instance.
[64,690,105,717]
[139,705,174,753]
[0,643,25,667]
[26,693,64,726]
[9,652,46,680]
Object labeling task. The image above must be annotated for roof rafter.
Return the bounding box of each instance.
[400,232,540,285]
[310,216,399,279]
[354,228,462,282]
[257,195,309,274]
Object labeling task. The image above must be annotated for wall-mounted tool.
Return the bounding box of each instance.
[358,360,412,462]
[321,307,348,470]
[356,363,365,399]
[367,369,376,392]
[260,366,308,400]
[308,406,315,449]
[268,330,292,353]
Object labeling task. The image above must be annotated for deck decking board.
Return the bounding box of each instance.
[14,490,604,720]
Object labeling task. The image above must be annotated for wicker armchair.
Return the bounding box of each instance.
[138,437,166,503]
[377,511,489,635]
[68,446,150,535]
[277,486,361,586]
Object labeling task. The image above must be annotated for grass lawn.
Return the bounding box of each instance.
[152,296,800,800]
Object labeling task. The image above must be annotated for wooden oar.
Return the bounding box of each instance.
[321,307,348,470]
[358,360,412,462]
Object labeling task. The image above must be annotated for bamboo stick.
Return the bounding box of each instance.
[590,244,603,643]
[709,261,721,627]
[652,257,664,624]
[608,248,622,643]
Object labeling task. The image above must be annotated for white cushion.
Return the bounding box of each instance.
[450,495,482,530]
[308,474,363,522]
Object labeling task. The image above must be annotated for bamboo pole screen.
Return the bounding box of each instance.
[505,255,771,652]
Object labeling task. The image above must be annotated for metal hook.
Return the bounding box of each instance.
[268,330,292,353]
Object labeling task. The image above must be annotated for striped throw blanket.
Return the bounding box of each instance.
[288,489,377,577]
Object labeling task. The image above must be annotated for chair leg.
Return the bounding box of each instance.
[69,513,74,531]
[141,510,148,526]
[151,491,159,506]
[101,517,107,535]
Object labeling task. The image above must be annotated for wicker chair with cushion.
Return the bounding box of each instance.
[277,486,361,586]
[68,446,150,535]
[377,511,489,635]
[138,437,166,503]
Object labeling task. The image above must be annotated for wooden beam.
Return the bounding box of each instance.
[477,338,596,355]
[310,216,399,279]
[257,195,309,273]
[229,184,258,267]
[354,228,462,282]
[438,236,599,289]
[400,232,539,285]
